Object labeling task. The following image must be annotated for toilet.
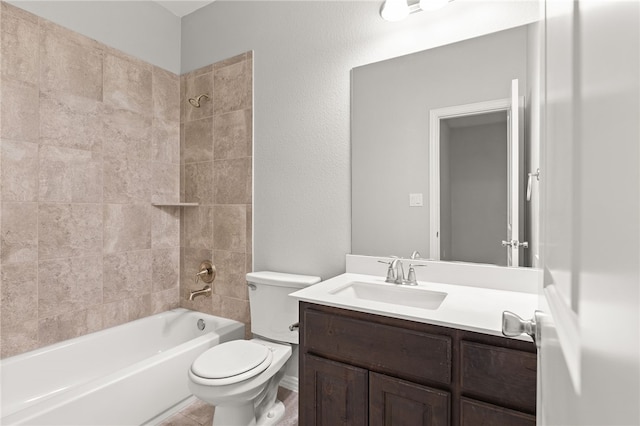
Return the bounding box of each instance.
[188,271,321,426]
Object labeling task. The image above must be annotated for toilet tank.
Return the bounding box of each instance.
[247,271,321,344]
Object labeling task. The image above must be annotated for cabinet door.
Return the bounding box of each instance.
[301,354,368,426]
[369,372,450,426]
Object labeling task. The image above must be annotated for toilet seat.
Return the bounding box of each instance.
[191,340,274,386]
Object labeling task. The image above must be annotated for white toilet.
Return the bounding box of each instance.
[188,271,321,426]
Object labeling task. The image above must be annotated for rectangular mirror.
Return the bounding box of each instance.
[351,24,536,267]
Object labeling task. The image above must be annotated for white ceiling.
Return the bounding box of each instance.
[154,1,215,17]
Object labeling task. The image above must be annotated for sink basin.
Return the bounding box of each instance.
[329,281,447,310]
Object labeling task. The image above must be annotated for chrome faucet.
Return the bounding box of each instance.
[391,258,405,284]
[379,258,405,285]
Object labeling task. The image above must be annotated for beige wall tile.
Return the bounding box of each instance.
[1,78,39,141]
[1,261,38,327]
[214,60,251,115]
[183,72,213,122]
[184,162,214,204]
[103,250,153,304]
[246,253,253,273]
[153,66,180,122]
[221,296,250,324]
[1,139,38,202]
[40,90,104,152]
[180,163,186,202]
[246,204,253,255]
[182,64,213,79]
[214,157,252,205]
[152,119,180,164]
[1,319,39,358]
[1,2,38,24]
[38,255,103,318]
[104,204,152,253]
[103,156,152,204]
[151,287,180,314]
[38,203,102,260]
[1,10,39,84]
[38,307,103,346]
[38,145,103,203]
[213,250,247,300]
[183,117,213,164]
[151,206,180,248]
[39,21,103,100]
[213,204,246,253]
[102,106,152,160]
[103,53,152,115]
[152,248,180,292]
[1,202,38,264]
[214,109,252,160]
[109,294,151,327]
[100,299,129,329]
[152,162,180,204]
[183,206,214,250]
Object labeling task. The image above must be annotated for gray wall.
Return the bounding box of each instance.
[351,26,529,260]
[182,1,538,279]
[6,1,181,73]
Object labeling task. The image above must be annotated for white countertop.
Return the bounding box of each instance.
[290,272,538,341]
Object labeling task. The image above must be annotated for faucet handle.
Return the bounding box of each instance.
[405,263,427,285]
[377,260,397,283]
[194,261,216,284]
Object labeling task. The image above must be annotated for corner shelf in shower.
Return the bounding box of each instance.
[151,203,199,207]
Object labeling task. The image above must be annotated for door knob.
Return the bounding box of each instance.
[502,311,538,344]
[502,240,529,248]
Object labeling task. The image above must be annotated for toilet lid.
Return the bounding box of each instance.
[191,340,272,380]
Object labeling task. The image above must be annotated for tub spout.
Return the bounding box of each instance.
[189,285,212,301]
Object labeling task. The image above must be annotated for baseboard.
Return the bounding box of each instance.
[279,375,298,393]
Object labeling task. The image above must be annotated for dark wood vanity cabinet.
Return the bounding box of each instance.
[299,302,536,426]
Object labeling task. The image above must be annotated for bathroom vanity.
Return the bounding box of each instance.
[291,256,539,426]
[299,302,535,426]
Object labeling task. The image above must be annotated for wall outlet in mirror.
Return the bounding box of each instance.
[409,193,424,207]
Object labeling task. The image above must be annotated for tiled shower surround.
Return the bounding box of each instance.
[179,54,254,338]
[0,2,254,358]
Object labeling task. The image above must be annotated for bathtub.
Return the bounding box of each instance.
[0,308,244,425]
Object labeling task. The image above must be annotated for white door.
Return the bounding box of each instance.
[506,78,521,266]
[510,0,640,424]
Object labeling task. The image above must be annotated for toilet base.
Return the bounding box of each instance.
[211,400,285,426]
[257,400,285,426]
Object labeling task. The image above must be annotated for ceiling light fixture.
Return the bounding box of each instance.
[380,0,451,21]
[380,0,410,22]
[419,0,449,11]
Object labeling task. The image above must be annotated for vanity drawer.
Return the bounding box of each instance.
[460,340,536,413]
[302,308,452,385]
[460,398,535,426]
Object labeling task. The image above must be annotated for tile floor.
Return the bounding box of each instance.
[159,387,298,426]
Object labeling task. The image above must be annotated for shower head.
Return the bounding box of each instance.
[188,94,210,108]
